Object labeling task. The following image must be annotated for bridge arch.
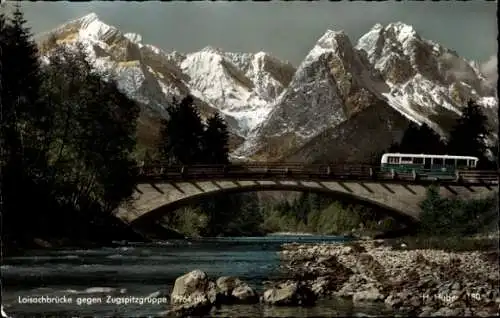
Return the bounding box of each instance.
[116,178,497,227]
[126,182,421,228]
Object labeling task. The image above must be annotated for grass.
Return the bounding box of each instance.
[388,234,500,252]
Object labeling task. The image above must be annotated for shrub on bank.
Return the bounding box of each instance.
[418,186,497,237]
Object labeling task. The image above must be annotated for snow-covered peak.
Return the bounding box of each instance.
[238,27,387,159]
[312,29,351,54]
[75,12,120,42]
[254,51,267,60]
[300,29,354,69]
[354,22,497,136]
[356,22,421,65]
[78,12,99,25]
[200,46,224,54]
[317,29,349,43]
[385,21,419,44]
[38,13,296,140]
[124,33,142,44]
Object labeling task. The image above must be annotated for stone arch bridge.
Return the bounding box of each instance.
[115,163,498,226]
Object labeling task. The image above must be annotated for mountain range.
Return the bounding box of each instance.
[36,13,498,163]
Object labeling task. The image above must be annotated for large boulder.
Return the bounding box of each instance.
[215,276,258,304]
[167,270,216,317]
[261,281,316,306]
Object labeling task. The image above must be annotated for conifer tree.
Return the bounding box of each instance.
[447,100,490,162]
[159,95,205,164]
[203,112,229,164]
[1,6,51,241]
[392,122,446,154]
[0,11,7,157]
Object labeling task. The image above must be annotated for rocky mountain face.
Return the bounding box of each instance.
[355,22,497,133]
[238,23,497,161]
[235,30,391,160]
[37,13,295,150]
[38,14,498,162]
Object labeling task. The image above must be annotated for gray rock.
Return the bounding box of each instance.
[232,285,258,304]
[216,276,242,299]
[430,307,463,316]
[310,276,330,296]
[419,305,436,317]
[261,281,316,306]
[169,270,215,317]
[384,294,403,308]
[356,253,387,283]
[352,286,385,302]
[164,301,213,317]
[451,281,461,290]
[214,276,258,305]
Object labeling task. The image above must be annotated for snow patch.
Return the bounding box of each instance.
[124,33,142,44]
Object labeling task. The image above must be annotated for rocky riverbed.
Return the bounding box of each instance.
[279,240,500,317]
[161,240,499,317]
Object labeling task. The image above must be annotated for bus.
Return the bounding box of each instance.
[380,153,479,177]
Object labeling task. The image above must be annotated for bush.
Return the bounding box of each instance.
[419,186,497,236]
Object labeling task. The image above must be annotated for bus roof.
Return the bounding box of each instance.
[381,153,479,160]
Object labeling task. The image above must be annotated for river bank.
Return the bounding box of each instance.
[155,236,499,317]
[277,238,500,317]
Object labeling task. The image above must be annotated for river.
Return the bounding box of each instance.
[2,236,390,317]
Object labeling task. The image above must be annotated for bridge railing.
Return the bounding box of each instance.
[138,163,498,184]
[140,163,377,180]
[457,170,498,184]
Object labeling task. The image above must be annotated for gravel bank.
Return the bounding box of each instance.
[279,240,499,316]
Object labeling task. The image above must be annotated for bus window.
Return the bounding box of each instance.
[433,158,443,165]
[413,157,424,164]
[388,156,399,164]
[444,159,455,166]
[401,157,412,164]
[424,158,431,169]
[457,159,467,167]
[469,160,476,167]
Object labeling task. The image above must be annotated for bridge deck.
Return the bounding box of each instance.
[138,164,498,185]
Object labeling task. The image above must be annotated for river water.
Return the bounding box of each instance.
[2,236,390,317]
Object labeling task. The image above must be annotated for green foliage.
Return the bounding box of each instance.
[203,112,230,164]
[157,96,252,237]
[256,193,395,236]
[391,235,499,252]
[159,96,206,164]
[1,8,140,245]
[388,100,494,168]
[419,185,497,236]
[163,207,209,238]
[390,123,447,154]
[447,100,492,167]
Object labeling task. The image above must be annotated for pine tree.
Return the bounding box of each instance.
[203,112,229,164]
[393,122,446,154]
[1,6,52,241]
[0,11,8,159]
[159,95,205,164]
[447,100,490,163]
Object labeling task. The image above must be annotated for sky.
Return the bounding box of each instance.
[2,1,498,66]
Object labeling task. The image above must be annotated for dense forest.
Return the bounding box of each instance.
[1,8,497,250]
